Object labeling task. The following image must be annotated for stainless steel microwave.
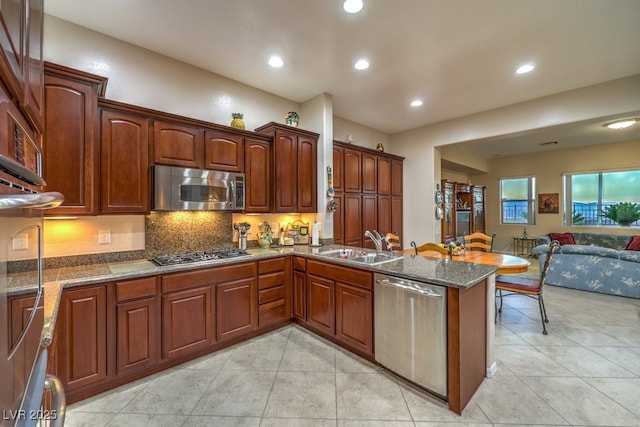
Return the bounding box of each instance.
[153,165,245,211]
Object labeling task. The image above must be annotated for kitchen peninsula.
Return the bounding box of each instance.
[7,245,497,415]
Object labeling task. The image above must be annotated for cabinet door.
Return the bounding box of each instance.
[44,72,99,215]
[335,283,373,356]
[362,194,377,249]
[216,278,257,341]
[377,195,392,236]
[377,157,391,195]
[332,145,344,192]
[344,194,362,247]
[100,109,150,213]
[23,0,44,132]
[161,286,213,359]
[391,159,403,196]
[204,130,244,172]
[8,293,44,384]
[116,297,158,375]
[152,120,203,168]
[343,148,361,193]
[332,193,344,245]
[306,275,335,335]
[273,132,297,212]
[244,138,271,212]
[293,270,306,321]
[362,152,377,193]
[391,196,403,238]
[442,181,455,242]
[55,285,107,391]
[297,135,317,212]
[472,186,485,233]
[0,0,27,106]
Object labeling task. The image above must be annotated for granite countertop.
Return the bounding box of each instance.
[7,244,497,347]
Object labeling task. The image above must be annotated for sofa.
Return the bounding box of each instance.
[533,232,640,298]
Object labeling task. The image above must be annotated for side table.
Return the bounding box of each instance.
[513,236,537,257]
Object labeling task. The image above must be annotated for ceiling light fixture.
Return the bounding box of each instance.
[343,0,363,13]
[354,59,369,70]
[515,63,535,74]
[605,119,637,130]
[410,100,423,107]
[268,55,283,68]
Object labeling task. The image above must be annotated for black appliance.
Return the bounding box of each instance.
[151,248,250,266]
[0,154,65,426]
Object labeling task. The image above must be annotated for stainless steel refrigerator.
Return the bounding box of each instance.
[1,154,65,426]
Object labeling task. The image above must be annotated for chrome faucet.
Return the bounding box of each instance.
[364,230,383,253]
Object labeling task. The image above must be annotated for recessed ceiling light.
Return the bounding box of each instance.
[410,100,423,107]
[354,59,369,70]
[605,119,637,130]
[343,0,363,13]
[268,55,283,68]
[515,63,535,74]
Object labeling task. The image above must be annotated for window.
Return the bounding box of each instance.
[564,169,640,227]
[500,177,536,224]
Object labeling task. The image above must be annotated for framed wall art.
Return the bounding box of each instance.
[538,193,559,214]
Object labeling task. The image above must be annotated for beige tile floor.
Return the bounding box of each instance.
[65,284,640,427]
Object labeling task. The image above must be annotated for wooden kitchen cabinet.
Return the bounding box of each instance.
[472,185,486,233]
[256,122,318,213]
[244,137,271,212]
[335,283,373,355]
[0,0,44,132]
[377,157,391,195]
[332,145,344,192]
[305,260,374,357]
[362,194,378,249]
[332,194,344,245]
[258,257,291,328]
[344,193,362,247]
[362,152,377,193]
[343,148,362,193]
[43,63,107,216]
[52,284,108,392]
[215,262,258,341]
[99,103,150,213]
[204,129,244,172]
[8,292,44,383]
[442,180,455,242]
[391,158,403,196]
[292,256,307,321]
[377,195,392,238]
[115,277,159,376]
[152,119,203,169]
[160,268,215,359]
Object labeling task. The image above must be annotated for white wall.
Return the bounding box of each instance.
[333,116,390,150]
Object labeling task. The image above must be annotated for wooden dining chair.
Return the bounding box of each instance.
[464,232,495,252]
[384,232,401,251]
[495,240,560,335]
[410,241,450,255]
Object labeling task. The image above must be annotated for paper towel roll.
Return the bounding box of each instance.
[312,222,320,246]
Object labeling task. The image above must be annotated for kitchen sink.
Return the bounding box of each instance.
[318,249,403,266]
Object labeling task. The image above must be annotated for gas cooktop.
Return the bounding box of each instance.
[151,248,250,266]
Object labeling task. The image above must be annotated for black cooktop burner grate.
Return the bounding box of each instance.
[151,248,249,266]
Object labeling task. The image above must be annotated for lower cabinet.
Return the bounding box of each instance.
[292,256,307,321]
[52,285,108,392]
[216,277,257,341]
[115,277,159,375]
[305,260,374,357]
[257,257,291,328]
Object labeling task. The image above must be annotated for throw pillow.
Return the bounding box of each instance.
[625,235,640,251]
[549,232,576,245]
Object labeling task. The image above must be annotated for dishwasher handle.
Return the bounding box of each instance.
[375,278,443,298]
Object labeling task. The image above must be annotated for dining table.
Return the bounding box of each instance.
[402,248,531,275]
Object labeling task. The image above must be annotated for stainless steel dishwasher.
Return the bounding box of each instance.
[374,273,447,398]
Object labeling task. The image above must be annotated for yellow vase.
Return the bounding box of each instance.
[230,113,245,129]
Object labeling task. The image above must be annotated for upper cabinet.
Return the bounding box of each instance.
[244,137,272,213]
[152,120,203,169]
[43,62,107,216]
[204,130,244,172]
[0,0,44,133]
[99,101,150,214]
[343,148,361,193]
[256,122,318,213]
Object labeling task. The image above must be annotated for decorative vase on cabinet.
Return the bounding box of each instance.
[230,113,245,129]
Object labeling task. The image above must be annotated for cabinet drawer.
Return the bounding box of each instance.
[116,277,157,302]
[307,260,372,289]
[161,268,215,293]
[259,271,285,290]
[258,257,285,274]
[293,256,306,271]
[259,299,287,327]
[259,285,285,304]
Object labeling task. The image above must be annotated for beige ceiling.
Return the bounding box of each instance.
[44,0,640,157]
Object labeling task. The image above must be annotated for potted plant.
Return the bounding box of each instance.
[602,202,640,226]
